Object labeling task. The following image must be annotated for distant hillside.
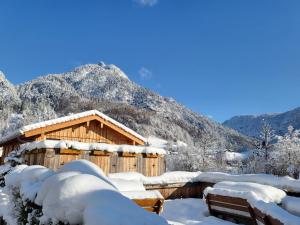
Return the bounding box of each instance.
[0,62,252,153]
[223,107,300,138]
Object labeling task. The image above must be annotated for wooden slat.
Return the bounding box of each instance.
[209,200,250,212]
[211,209,254,221]
[208,194,249,206]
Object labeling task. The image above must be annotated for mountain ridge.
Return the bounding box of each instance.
[0,62,253,153]
[223,107,300,138]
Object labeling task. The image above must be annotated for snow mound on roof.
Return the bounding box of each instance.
[11,140,166,156]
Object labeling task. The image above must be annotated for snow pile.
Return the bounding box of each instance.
[213,181,286,203]
[1,160,168,225]
[196,172,300,192]
[83,189,167,225]
[282,196,300,217]
[109,171,200,185]
[9,140,166,156]
[57,159,115,188]
[110,178,146,192]
[38,174,116,224]
[37,172,167,225]
[6,165,54,201]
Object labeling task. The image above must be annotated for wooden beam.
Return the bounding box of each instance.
[59,149,83,155]
[143,153,159,158]
[90,150,112,156]
[118,152,138,157]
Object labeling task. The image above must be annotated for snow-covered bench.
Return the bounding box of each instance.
[204,181,288,225]
[205,193,256,224]
[111,178,165,214]
[252,207,284,225]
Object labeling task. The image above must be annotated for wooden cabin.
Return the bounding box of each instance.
[0,110,166,176]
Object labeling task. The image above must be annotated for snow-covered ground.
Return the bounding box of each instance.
[161,198,235,225]
[1,160,300,225]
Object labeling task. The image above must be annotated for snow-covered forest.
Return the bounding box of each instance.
[166,123,300,179]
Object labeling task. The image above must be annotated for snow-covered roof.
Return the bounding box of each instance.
[0,110,146,145]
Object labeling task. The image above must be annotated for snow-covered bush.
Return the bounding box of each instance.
[0,160,168,225]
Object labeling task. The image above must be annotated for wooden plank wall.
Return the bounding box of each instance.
[145,182,215,200]
[44,120,134,145]
[22,148,166,176]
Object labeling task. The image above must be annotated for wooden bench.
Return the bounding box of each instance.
[132,198,164,214]
[206,193,288,225]
[121,190,164,214]
[206,193,257,225]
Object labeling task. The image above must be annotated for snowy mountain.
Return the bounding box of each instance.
[0,62,252,152]
[223,107,300,138]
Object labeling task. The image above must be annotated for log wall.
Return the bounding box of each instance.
[22,148,166,176]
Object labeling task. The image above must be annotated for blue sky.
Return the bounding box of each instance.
[1,0,300,122]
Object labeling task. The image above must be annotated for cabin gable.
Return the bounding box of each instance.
[41,120,136,145]
[22,115,144,145]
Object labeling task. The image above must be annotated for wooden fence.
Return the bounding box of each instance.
[145,181,300,200]
[145,181,215,199]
